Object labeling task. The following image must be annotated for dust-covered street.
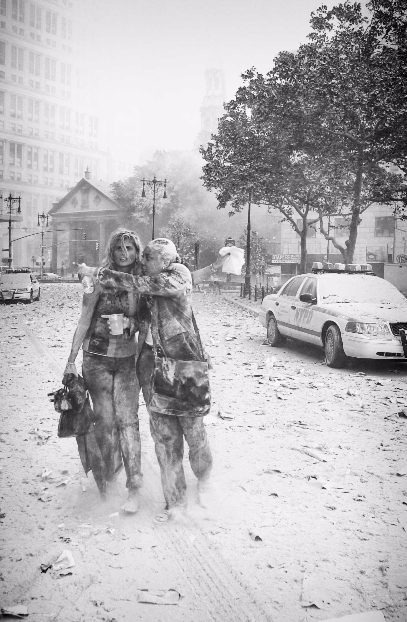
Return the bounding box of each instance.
[1,283,406,622]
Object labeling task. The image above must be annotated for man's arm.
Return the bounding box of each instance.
[191,253,229,286]
[81,263,191,297]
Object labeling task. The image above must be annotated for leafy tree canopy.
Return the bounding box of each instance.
[201,0,407,268]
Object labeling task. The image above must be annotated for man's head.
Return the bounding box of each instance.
[225,237,235,247]
[143,238,180,276]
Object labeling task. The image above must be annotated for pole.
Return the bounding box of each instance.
[40,228,44,278]
[152,179,156,240]
[8,202,12,269]
[326,215,330,263]
[245,188,252,299]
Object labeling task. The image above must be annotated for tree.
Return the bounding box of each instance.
[160,215,197,266]
[112,149,220,245]
[201,1,407,268]
[239,229,268,278]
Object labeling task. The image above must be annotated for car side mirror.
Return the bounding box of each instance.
[300,293,317,304]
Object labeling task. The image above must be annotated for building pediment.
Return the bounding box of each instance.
[49,177,121,217]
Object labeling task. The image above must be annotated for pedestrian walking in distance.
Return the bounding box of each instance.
[79,238,214,522]
[63,228,143,513]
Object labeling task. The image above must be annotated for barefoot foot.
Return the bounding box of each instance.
[121,489,139,514]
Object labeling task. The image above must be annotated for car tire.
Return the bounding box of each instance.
[325,324,347,368]
[267,314,286,346]
[28,290,34,304]
[36,288,41,301]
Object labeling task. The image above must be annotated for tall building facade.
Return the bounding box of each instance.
[195,68,226,148]
[0,0,111,269]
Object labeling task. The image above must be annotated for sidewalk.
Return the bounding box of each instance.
[219,292,262,316]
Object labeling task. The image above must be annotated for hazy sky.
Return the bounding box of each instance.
[76,0,343,162]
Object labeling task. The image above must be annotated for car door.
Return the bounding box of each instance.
[289,276,320,344]
[275,276,307,337]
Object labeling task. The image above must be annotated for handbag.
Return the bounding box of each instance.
[149,311,211,417]
[49,374,92,438]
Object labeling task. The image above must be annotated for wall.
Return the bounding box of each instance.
[384,263,407,296]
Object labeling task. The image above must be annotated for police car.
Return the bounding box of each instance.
[259,263,407,368]
[0,269,41,303]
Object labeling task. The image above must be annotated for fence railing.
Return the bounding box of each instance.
[240,283,274,301]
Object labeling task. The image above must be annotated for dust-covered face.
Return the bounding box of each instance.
[113,239,138,268]
[143,248,167,276]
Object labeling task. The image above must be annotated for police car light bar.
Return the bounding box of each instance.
[311,262,373,273]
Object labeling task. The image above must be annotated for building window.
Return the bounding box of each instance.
[28,98,40,122]
[11,46,24,71]
[0,40,5,65]
[29,2,40,28]
[29,50,40,76]
[9,142,23,167]
[333,217,350,237]
[0,140,3,164]
[43,149,48,171]
[75,112,85,134]
[10,94,23,118]
[27,145,38,169]
[45,10,57,34]
[12,0,25,22]
[0,1,6,16]
[89,116,99,137]
[296,219,317,238]
[45,57,56,81]
[0,90,4,114]
[375,216,394,237]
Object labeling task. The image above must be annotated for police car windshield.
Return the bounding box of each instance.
[320,275,405,304]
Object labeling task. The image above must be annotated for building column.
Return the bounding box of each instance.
[51,225,58,273]
[99,221,106,263]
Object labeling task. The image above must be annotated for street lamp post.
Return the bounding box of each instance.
[37,211,49,278]
[245,188,252,300]
[2,194,22,270]
[141,175,168,240]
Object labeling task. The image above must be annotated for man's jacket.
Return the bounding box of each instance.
[96,263,204,361]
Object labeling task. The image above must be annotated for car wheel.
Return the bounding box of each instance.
[325,324,347,368]
[267,314,286,346]
[36,288,41,301]
[28,290,34,304]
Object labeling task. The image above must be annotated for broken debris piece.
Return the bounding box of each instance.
[0,605,29,618]
[320,610,385,622]
[136,589,182,605]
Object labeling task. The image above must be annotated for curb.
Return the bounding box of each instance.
[221,294,261,317]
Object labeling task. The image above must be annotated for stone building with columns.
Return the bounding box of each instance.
[48,170,122,275]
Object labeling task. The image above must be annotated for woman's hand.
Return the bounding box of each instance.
[63,361,78,384]
[78,263,97,278]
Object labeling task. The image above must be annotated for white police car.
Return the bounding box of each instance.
[259,263,407,367]
[0,269,41,303]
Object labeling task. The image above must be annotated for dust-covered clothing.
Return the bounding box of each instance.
[83,284,138,358]
[136,343,212,507]
[82,352,142,490]
[96,263,202,364]
[97,262,213,508]
[80,283,142,491]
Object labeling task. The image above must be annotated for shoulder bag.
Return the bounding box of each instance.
[149,311,211,417]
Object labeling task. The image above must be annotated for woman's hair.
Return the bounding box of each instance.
[102,228,142,272]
